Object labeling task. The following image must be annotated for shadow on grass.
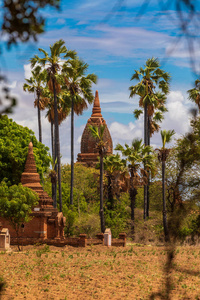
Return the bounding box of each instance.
[0,276,6,298]
[149,205,198,300]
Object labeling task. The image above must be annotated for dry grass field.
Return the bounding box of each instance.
[1,244,200,300]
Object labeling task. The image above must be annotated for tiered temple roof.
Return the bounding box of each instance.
[21,142,55,211]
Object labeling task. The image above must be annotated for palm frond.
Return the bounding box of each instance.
[88,125,99,139]
[161,129,175,148]
[133,109,143,119]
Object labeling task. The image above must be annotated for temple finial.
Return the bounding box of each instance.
[28,142,33,154]
[91,90,102,117]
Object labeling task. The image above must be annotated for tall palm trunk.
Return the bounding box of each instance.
[37,94,42,143]
[162,160,169,242]
[144,103,148,219]
[130,187,137,221]
[146,115,151,217]
[51,119,55,161]
[107,175,114,210]
[52,78,62,212]
[129,171,137,235]
[100,154,105,233]
[129,187,137,235]
[70,96,74,206]
[144,103,148,146]
[51,119,56,208]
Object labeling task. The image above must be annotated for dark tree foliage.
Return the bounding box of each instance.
[2,0,60,46]
[0,0,60,116]
[154,114,200,213]
[0,115,50,185]
[0,82,17,115]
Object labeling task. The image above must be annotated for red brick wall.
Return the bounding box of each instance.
[0,216,49,239]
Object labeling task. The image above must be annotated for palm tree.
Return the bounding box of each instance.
[115,139,155,233]
[129,57,170,219]
[30,39,76,212]
[45,91,70,205]
[46,92,71,156]
[102,154,128,210]
[23,65,48,143]
[156,129,175,242]
[188,79,200,110]
[89,124,106,233]
[62,58,97,206]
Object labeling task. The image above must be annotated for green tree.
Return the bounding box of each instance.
[89,124,106,233]
[0,115,50,185]
[115,139,155,233]
[156,129,175,242]
[43,163,100,237]
[154,115,200,214]
[102,154,128,210]
[23,66,48,143]
[45,91,70,158]
[129,57,170,219]
[188,79,200,110]
[62,58,97,206]
[30,39,76,211]
[0,182,39,250]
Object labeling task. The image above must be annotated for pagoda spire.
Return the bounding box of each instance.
[77,90,113,166]
[91,90,102,118]
[21,141,54,208]
[23,142,37,173]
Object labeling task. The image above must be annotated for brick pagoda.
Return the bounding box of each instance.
[77,90,113,166]
[0,142,65,241]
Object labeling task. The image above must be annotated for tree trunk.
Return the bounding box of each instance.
[70,96,74,206]
[144,103,148,146]
[162,160,169,242]
[130,187,137,221]
[146,115,151,217]
[100,154,105,233]
[143,102,148,219]
[37,96,42,143]
[16,229,21,251]
[51,119,55,161]
[52,78,62,212]
[129,172,137,234]
[107,175,114,210]
[130,187,137,235]
[51,119,56,208]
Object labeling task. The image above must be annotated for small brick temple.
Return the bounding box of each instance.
[77,90,113,166]
[0,142,65,241]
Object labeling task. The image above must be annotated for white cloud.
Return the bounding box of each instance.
[6,81,17,89]
[161,90,191,132]
[110,121,143,147]
[24,64,32,79]
[37,24,171,62]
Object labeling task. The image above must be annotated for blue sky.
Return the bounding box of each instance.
[1,0,199,163]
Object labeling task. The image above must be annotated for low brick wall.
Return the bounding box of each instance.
[10,232,127,248]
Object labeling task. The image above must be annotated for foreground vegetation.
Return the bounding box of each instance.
[1,244,200,299]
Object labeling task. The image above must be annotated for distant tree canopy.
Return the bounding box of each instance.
[0,115,51,185]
